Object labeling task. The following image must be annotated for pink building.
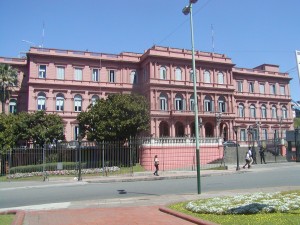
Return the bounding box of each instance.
[0,45,294,144]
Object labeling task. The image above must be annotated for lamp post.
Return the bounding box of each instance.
[182,0,201,194]
[77,134,83,181]
[216,113,222,139]
[233,126,240,171]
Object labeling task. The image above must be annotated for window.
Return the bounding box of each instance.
[9,99,17,114]
[218,97,226,112]
[190,95,195,111]
[159,94,168,111]
[74,68,82,81]
[39,65,46,78]
[250,104,256,118]
[261,105,267,118]
[190,70,194,82]
[109,70,116,83]
[240,129,246,141]
[143,69,147,82]
[270,84,276,95]
[175,68,182,81]
[282,107,287,119]
[204,70,210,83]
[238,104,244,117]
[56,94,64,111]
[262,129,268,140]
[271,106,277,118]
[217,72,224,84]
[37,92,46,110]
[74,94,82,112]
[57,66,65,80]
[280,85,285,95]
[91,95,99,106]
[259,83,265,94]
[92,69,99,82]
[249,82,254,93]
[74,126,80,141]
[237,81,243,92]
[204,96,213,112]
[175,94,185,111]
[160,66,167,80]
[130,70,137,84]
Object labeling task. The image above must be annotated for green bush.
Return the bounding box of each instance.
[9,162,87,174]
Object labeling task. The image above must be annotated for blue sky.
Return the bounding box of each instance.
[1,0,299,100]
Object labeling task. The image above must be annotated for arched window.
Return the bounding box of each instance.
[190,70,194,82]
[174,93,185,111]
[238,103,244,117]
[159,93,168,111]
[9,99,17,114]
[160,66,167,80]
[204,96,213,112]
[218,96,226,112]
[175,68,182,81]
[250,104,256,118]
[271,105,277,118]
[218,72,224,84]
[130,70,137,84]
[282,106,287,119]
[261,105,267,118]
[204,70,210,83]
[37,92,46,110]
[190,94,196,111]
[56,93,64,111]
[74,94,82,112]
[91,95,99,106]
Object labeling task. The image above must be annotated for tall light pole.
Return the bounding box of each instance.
[182,0,201,194]
[233,126,240,171]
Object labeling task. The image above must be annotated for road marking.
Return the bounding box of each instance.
[0,202,71,212]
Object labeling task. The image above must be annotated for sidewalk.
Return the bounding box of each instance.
[5,162,299,225]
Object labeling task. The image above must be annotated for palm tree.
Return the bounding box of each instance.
[0,64,18,114]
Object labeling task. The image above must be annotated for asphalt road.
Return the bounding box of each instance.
[1,163,300,209]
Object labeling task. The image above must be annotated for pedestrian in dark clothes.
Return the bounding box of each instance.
[259,147,266,164]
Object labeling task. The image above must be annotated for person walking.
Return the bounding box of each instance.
[153,155,159,176]
[252,147,257,164]
[242,151,251,169]
[259,146,266,164]
[248,147,253,165]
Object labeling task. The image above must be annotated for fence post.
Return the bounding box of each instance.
[102,141,105,176]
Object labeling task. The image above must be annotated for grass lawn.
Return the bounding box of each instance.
[0,215,14,225]
[169,190,300,225]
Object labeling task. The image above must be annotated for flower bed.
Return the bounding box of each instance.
[6,167,120,179]
[186,192,300,215]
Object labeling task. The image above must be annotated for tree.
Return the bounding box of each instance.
[294,118,300,128]
[77,93,150,141]
[0,64,18,114]
[27,111,65,146]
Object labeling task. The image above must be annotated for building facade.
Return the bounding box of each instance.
[0,45,294,144]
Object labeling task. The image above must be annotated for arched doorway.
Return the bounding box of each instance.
[205,123,213,137]
[159,121,170,137]
[175,121,185,137]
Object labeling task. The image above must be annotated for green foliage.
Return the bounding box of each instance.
[0,63,18,113]
[0,111,64,153]
[78,93,149,141]
[294,118,300,128]
[9,162,82,174]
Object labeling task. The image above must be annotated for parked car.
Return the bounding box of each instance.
[222,140,240,147]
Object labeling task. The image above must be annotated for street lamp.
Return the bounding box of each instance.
[216,113,222,139]
[233,126,240,171]
[77,134,83,181]
[182,0,201,194]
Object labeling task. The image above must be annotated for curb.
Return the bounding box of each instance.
[0,210,25,225]
[159,207,219,225]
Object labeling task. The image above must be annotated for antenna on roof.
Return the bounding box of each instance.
[211,24,215,53]
[42,22,45,48]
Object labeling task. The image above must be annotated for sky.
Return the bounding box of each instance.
[0,0,299,100]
